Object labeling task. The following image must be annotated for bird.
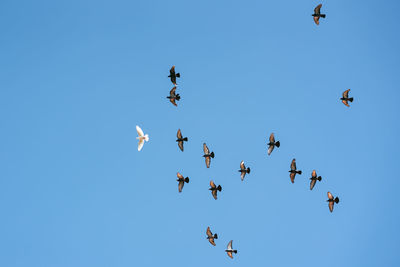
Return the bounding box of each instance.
[327,191,339,212]
[267,133,280,155]
[177,172,189,193]
[225,240,237,259]
[288,159,302,183]
[239,161,250,181]
[312,4,326,25]
[310,170,322,190]
[206,227,218,246]
[168,65,180,85]
[341,89,354,107]
[167,86,180,106]
[176,129,188,152]
[209,180,222,200]
[203,143,215,168]
[136,125,149,151]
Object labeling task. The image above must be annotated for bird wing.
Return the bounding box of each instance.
[310,179,316,190]
[178,180,184,192]
[314,4,322,14]
[312,170,317,178]
[227,240,233,250]
[170,98,177,106]
[267,145,274,155]
[210,180,216,189]
[209,238,216,246]
[205,156,211,168]
[206,227,213,237]
[241,171,245,181]
[212,190,218,200]
[138,138,144,151]
[136,125,144,137]
[269,133,275,143]
[170,66,175,75]
[343,89,350,98]
[327,191,334,200]
[177,172,184,179]
[290,159,296,170]
[177,129,182,139]
[227,251,233,258]
[329,201,334,212]
[240,160,245,170]
[203,143,209,154]
[178,141,184,151]
[170,86,176,96]
[313,16,320,25]
[290,172,296,183]
[342,99,349,107]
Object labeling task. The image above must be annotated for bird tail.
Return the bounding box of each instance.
[247,167,251,174]
[183,137,188,141]
[335,197,339,203]
[214,234,218,239]
[217,185,222,191]
[317,176,322,181]
[348,97,353,102]
[176,94,181,101]
[185,177,189,183]
[233,250,238,254]
[210,152,215,158]
[275,141,280,148]
[321,14,326,18]
[144,134,149,142]
[176,73,180,78]
[297,170,302,175]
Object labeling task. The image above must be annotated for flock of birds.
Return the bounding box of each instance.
[135,4,354,259]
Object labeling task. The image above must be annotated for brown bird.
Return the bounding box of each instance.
[209,180,222,200]
[167,86,180,106]
[168,65,180,85]
[327,191,340,212]
[176,172,189,193]
[312,4,326,25]
[309,170,322,190]
[225,240,237,259]
[203,143,215,168]
[340,89,354,107]
[267,133,280,155]
[238,160,251,181]
[288,159,302,183]
[206,227,218,246]
[176,129,188,152]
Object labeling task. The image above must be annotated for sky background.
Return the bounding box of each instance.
[1,0,400,266]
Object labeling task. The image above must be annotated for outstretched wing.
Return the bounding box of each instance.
[241,171,246,181]
[206,227,213,237]
[136,125,144,137]
[343,89,350,98]
[178,180,184,192]
[342,99,349,107]
[227,251,233,258]
[203,143,209,154]
[170,66,175,76]
[290,172,296,183]
[314,4,322,14]
[329,201,334,212]
[177,172,184,179]
[209,237,216,246]
[240,161,245,170]
[314,16,320,25]
[312,170,317,178]
[178,141,184,151]
[327,191,334,200]
[138,139,144,151]
[170,98,177,106]
[210,180,216,189]
[177,129,182,139]
[227,240,233,250]
[290,159,296,170]
[269,133,275,143]
[170,86,176,96]
[267,145,274,155]
[310,179,316,190]
[205,157,211,168]
[212,190,218,200]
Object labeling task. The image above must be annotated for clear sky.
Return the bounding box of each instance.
[1,0,400,266]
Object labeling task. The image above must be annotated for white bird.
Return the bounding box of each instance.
[136,125,149,151]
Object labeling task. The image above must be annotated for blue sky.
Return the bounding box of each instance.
[1,0,400,266]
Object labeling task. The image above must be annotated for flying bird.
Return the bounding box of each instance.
[168,65,180,85]
[225,240,237,259]
[310,170,322,190]
[288,159,302,183]
[176,129,188,152]
[136,125,149,151]
[167,86,180,106]
[327,191,339,212]
[177,172,189,193]
[209,180,222,200]
[206,227,218,246]
[341,89,354,107]
[312,4,326,25]
[239,161,250,181]
[203,143,215,168]
[267,133,280,155]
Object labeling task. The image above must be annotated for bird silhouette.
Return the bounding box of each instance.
[312,4,326,25]
[288,159,302,183]
[167,86,180,106]
[203,143,215,168]
[225,240,237,259]
[176,129,188,152]
[136,125,149,151]
[176,172,189,193]
[209,180,222,200]
[206,227,218,246]
[341,89,354,107]
[267,133,280,155]
[239,161,251,181]
[310,170,322,190]
[327,191,340,212]
[168,65,180,85]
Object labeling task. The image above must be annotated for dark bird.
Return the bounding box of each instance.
[267,133,280,155]
[168,65,180,85]
[341,89,354,107]
[176,172,189,193]
[225,240,237,259]
[209,180,222,200]
[312,4,326,25]
[167,86,180,106]
[176,129,188,152]
[310,170,322,190]
[206,227,218,246]
[203,143,215,168]
[327,191,339,212]
[239,160,250,181]
[288,159,302,183]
